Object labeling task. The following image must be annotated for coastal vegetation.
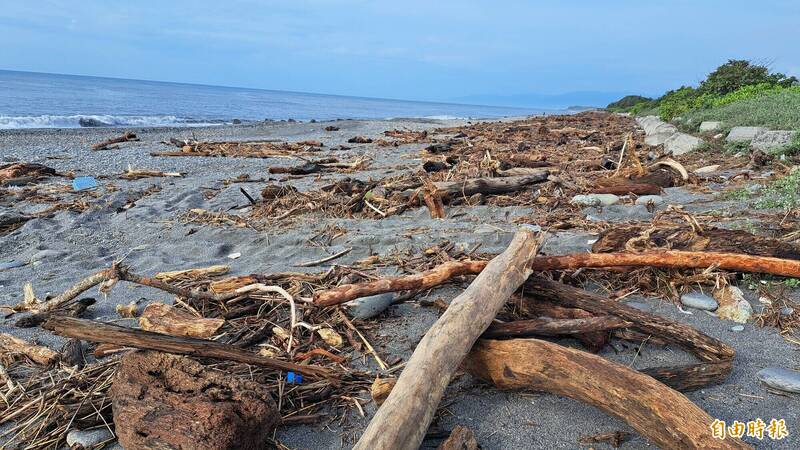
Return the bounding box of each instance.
[608,60,800,130]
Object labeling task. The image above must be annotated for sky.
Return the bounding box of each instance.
[1,1,798,107]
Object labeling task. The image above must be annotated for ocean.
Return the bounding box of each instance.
[0,70,561,129]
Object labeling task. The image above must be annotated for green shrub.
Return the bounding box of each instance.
[607,95,653,111]
[771,131,800,157]
[755,169,800,210]
[699,60,797,96]
[683,87,800,130]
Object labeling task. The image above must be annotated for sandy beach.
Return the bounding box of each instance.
[1,114,798,449]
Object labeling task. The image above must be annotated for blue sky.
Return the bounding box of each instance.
[1,1,798,106]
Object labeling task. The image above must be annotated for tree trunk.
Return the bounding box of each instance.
[353,229,540,450]
[463,339,750,450]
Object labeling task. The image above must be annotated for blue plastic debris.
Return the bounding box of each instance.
[286,371,303,384]
[72,176,98,191]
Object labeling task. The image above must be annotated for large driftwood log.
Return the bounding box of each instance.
[314,250,800,306]
[43,317,334,379]
[463,339,750,449]
[482,316,630,339]
[432,172,549,198]
[353,229,540,450]
[91,132,137,150]
[515,299,609,352]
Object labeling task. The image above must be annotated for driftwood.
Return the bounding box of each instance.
[0,163,56,183]
[432,172,549,198]
[353,229,540,450]
[43,317,334,379]
[14,297,95,328]
[91,132,137,150]
[482,316,630,339]
[315,250,800,306]
[0,333,59,365]
[436,425,478,450]
[592,224,800,260]
[516,300,609,352]
[463,339,750,449]
[139,303,225,338]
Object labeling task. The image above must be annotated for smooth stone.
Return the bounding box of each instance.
[726,126,768,142]
[571,194,620,207]
[731,325,745,332]
[634,195,664,206]
[680,292,718,311]
[756,367,800,394]
[780,306,794,317]
[715,286,753,323]
[345,293,395,320]
[664,132,704,155]
[750,130,797,152]
[66,428,115,448]
[694,164,720,175]
[699,121,723,132]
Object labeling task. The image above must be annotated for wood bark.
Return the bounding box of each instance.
[436,425,478,450]
[353,229,540,450]
[482,316,630,339]
[139,303,225,338]
[463,339,750,450]
[91,132,137,150]
[43,317,334,379]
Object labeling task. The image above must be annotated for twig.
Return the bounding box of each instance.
[296,248,352,268]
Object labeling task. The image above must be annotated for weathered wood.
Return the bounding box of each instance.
[592,225,800,260]
[0,162,56,183]
[433,172,549,198]
[139,303,225,338]
[353,229,540,450]
[91,132,137,150]
[14,297,95,328]
[437,425,478,450]
[515,299,609,351]
[314,260,487,306]
[482,316,630,339]
[0,333,58,365]
[463,339,750,449]
[43,317,334,379]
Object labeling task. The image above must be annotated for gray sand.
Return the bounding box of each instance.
[1,119,798,449]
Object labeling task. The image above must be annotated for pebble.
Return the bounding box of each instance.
[780,306,794,317]
[730,325,745,332]
[66,428,114,448]
[345,293,395,320]
[680,292,718,311]
[634,195,664,206]
[571,194,620,207]
[756,367,800,394]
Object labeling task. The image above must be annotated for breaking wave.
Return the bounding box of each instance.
[0,114,225,129]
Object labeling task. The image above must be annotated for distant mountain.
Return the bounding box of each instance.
[453,91,633,109]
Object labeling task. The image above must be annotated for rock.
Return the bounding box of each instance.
[713,133,725,140]
[78,117,109,127]
[634,195,664,206]
[714,286,753,323]
[680,292,718,311]
[232,118,242,124]
[750,130,797,152]
[66,428,114,448]
[664,132,704,155]
[699,121,723,132]
[694,164,720,175]
[730,325,745,332]
[726,126,768,142]
[780,306,794,317]
[111,351,278,450]
[756,367,800,394]
[571,194,620,207]
[345,293,395,319]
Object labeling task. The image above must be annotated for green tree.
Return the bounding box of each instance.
[699,60,797,96]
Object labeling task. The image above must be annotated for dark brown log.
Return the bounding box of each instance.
[43,317,334,379]
[482,316,630,339]
[0,162,56,183]
[592,224,800,260]
[353,229,540,450]
[590,183,661,195]
[463,339,750,450]
[14,297,95,328]
[432,172,549,198]
[91,132,137,150]
[516,299,609,352]
[436,425,478,450]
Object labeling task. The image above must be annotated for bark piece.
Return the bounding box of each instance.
[463,339,749,449]
[140,303,225,338]
[371,377,397,406]
[354,229,540,450]
[111,350,278,450]
[437,425,478,450]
